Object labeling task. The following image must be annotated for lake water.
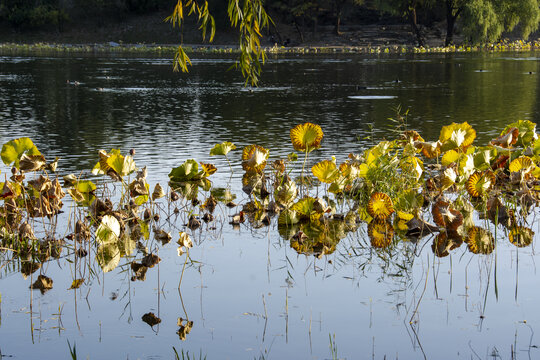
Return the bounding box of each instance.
[0,51,540,359]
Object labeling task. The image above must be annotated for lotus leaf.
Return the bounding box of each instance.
[432,231,463,257]
[1,137,41,168]
[19,153,46,172]
[509,226,534,247]
[178,231,193,248]
[432,200,463,230]
[367,192,394,220]
[0,181,21,199]
[473,146,497,171]
[152,183,166,201]
[414,140,441,159]
[466,227,494,254]
[466,171,495,198]
[169,159,205,182]
[439,122,476,152]
[95,215,121,244]
[278,209,300,226]
[68,279,84,290]
[509,156,534,174]
[119,232,137,256]
[491,127,519,148]
[275,177,298,207]
[107,153,136,178]
[30,274,53,293]
[292,197,322,222]
[210,187,236,202]
[501,120,538,147]
[96,243,121,273]
[200,162,217,176]
[209,141,236,156]
[311,160,339,183]
[441,150,460,166]
[290,122,323,153]
[242,145,269,172]
[92,149,121,175]
[368,219,394,249]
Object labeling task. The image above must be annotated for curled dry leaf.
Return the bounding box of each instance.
[30,274,53,293]
[490,127,519,148]
[151,183,166,201]
[141,253,161,268]
[142,312,161,327]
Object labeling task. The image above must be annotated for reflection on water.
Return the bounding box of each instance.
[0,52,540,359]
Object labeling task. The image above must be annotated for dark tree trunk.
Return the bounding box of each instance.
[409,3,424,47]
[445,0,462,46]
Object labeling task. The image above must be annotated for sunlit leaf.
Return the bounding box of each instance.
[19,153,46,172]
[311,160,339,183]
[439,122,476,152]
[169,159,205,182]
[107,153,136,177]
[466,171,495,198]
[151,183,166,201]
[414,140,441,159]
[242,145,269,172]
[200,162,217,177]
[96,243,120,273]
[509,156,534,174]
[68,279,84,290]
[509,226,534,248]
[1,137,41,168]
[95,215,121,244]
[209,141,236,156]
[441,150,460,166]
[275,177,298,207]
[290,122,324,153]
[367,192,394,220]
[465,226,494,254]
[178,231,193,248]
[501,120,538,147]
[473,146,497,171]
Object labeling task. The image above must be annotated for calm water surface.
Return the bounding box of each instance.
[0,52,540,359]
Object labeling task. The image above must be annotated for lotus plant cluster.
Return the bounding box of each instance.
[0,120,539,287]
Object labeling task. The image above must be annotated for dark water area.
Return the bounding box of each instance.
[0,52,540,359]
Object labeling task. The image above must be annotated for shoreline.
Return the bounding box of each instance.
[1,39,540,56]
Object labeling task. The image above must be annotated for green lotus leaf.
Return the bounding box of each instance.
[209,141,236,156]
[441,150,460,166]
[210,187,236,202]
[107,153,136,177]
[96,243,120,273]
[95,215,121,244]
[169,159,205,182]
[67,189,95,206]
[501,120,538,147]
[277,209,300,226]
[1,137,41,168]
[473,146,497,171]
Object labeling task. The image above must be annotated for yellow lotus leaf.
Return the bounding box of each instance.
[439,122,476,152]
[290,122,323,153]
[312,160,339,183]
[397,211,414,221]
[440,167,457,191]
[509,156,534,174]
[242,145,269,172]
[200,162,217,176]
[465,226,494,254]
[367,192,395,220]
[414,140,441,159]
[368,219,394,249]
[441,150,460,166]
[457,153,475,177]
[509,226,534,248]
[466,171,495,198]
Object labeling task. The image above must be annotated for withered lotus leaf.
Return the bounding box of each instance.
[178,231,193,248]
[368,219,394,249]
[367,192,395,220]
[466,171,495,198]
[30,274,53,293]
[509,156,534,174]
[509,226,534,248]
[142,312,161,327]
[151,183,166,201]
[431,200,463,231]
[466,226,494,254]
[290,122,324,153]
[68,279,84,290]
[490,127,519,148]
[19,153,46,172]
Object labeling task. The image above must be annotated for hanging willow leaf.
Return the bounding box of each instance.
[290,123,324,153]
